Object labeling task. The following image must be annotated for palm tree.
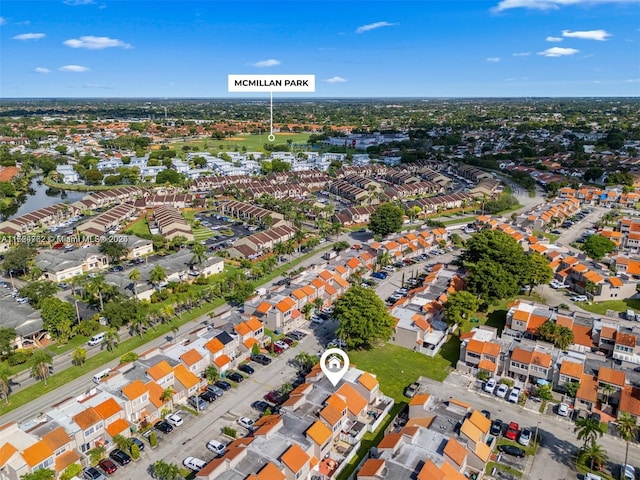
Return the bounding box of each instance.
[131,315,149,337]
[31,349,53,386]
[616,412,639,475]
[128,268,141,296]
[159,386,175,405]
[112,434,133,453]
[190,243,207,267]
[302,303,314,320]
[601,383,616,406]
[378,252,392,270]
[0,365,11,405]
[294,229,305,256]
[103,327,120,352]
[583,440,608,472]
[86,275,107,311]
[168,319,180,343]
[70,275,83,296]
[149,265,167,289]
[313,297,324,312]
[72,347,86,367]
[574,417,604,449]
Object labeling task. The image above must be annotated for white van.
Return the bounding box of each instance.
[92,368,111,384]
[88,332,105,346]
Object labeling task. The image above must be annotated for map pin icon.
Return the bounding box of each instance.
[320,348,350,387]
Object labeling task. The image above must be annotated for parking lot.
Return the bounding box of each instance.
[194,212,254,250]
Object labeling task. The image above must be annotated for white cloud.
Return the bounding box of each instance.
[486,57,501,62]
[562,29,611,41]
[546,36,563,42]
[325,76,347,83]
[355,21,398,34]
[59,64,89,72]
[250,59,280,67]
[492,0,635,12]
[12,32,45,40]
[538,47,580,57]
[34,67,50,73]
[64,0,95,5]
[0,17,6,26]
[513,52,531,56]
[63,35,132,49]
[627,78,640,83]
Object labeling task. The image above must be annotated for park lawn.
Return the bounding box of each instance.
[168,132,311,154]
[192,226,214,241]
[442,216,478,226]
[533,230,559,243]
[125,216,151,237]
[348,343,451,402]
[576,298,640,315]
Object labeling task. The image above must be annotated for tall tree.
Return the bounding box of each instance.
[0,364,11,405]
[444,291,481,326]
[103,327,120,352]
[368,203,404,237]
[616,412,639,478]
[149,265,167,288]
[31,349,53,386]
[583,439,608,472]
[190,243,207,266]
[334,285,395,350]
[72,347,86,367]
[581,234,617,260]
[0,328,15,359]
[128,268,141,296]
[524,252,554,292]
[40,297,75,343]
[574,417,604,449]
[99,240,130,263]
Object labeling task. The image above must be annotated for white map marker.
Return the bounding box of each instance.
[320,348,349,387]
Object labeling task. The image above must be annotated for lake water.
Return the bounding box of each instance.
[2,177,87,220]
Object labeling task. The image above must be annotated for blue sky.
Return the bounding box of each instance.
[1,0,639,98]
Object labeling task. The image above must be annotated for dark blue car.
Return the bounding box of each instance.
[215,380,232,391]
[372,272,388,280]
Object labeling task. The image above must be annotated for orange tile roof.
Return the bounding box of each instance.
[358,458,386,477]
[302,285,315,296]
[357,372,378,391]
[21,440,54,468]
[512,309,530,322]
[205,338,224,354]
[532,351,552,367]
[54,449,80,473]
[276,297,295,313]
[332,275,349,288]
[615,331,636,347]
[257,462,286,480]
[235,322,251,336]
[477,359,497,372]
[346,257,361,269]
[409,393,431,406]
[559,360,583,379]
[306,420,332,446]
[253,414,282,436]
[0,166,19,182]
[319,404,343,427]
[73,407,101,430]
[510,347,532,364]
[609,277,623,287]
[311,278,326,290]
[335,265,348,275]
[528,314,549,333]
[174,364,200,389]
[601,326,616,339]
[244,337,258,349]
[336,383,368,416]
[256,301,272,314]
[122,379,147,400]
[147,360,173,381]
[378,432,403,450]
[93,398,122,420]
[325,393,347,414]
[620,385,640,417]
[573,324,593,347]
[146,381,166,408]
[556,316,574,329]
[441,461,468,480]
[246,316,263,331]
[41,427,71,451]
[418,459,445,480]
[214,354,231,368]
[598,367,625,387]
[443,437,467,467]
[291,288,306,300]
[469,410,491,433]
[577,373,598,403]
[180,348,203,366]
[105,418,130,437]
[280,443,309,474]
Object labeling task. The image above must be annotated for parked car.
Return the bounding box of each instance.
[83,467,108,480]
[154,420,173,434]
[505,422,519,441]
[200,390,217,403]
[206,439,227,456]
[183,457,206,472]
[274,340,289,351]
[372,271,388,280]
[310,315,324,324]
[187,395,208,410]
[508,387,521,403]
[571,295,588,302]
[98,459,118,475]
[288,330,306,340]
[622,464,636,480]
[282,337,295,346]
[109,449,131,466]
[495,384,509,398]
[498,444,526,458]
[237,416,255,430]
[205,384,224,397]
[557,403,570,417]
[215,380,232,391]
[165,413,183,427]
[484,378,497,394]
[404,382,420,398]
[227,371,245,383]
[264,391,286,404]
[490,419,503,436]
[252,354,272,365]
[584,474,603,480]
[518,428,531,446]
[131,437,145,452]
[251,400,272,413]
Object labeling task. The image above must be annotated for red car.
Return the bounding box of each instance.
[505,422,519,441]
[98,458,118,475]
[264,391,286,405]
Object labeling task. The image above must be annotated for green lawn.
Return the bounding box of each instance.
[348,343,452,402]
[576,298,640,315]
[442,216,478,226]
[167,133,311,154]
[533,230,559,243]
[125,216,151,237]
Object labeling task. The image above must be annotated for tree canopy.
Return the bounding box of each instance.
[443,291,480,326]
[40,297,75,343]
[333,285,395,349]
[581,234,617,260]
[368,203,404,237]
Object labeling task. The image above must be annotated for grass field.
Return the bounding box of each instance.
[167,132,311,154]
[576,298,640,315]
[125,216,151,237]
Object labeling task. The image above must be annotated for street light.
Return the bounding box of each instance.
[534,421,541,446]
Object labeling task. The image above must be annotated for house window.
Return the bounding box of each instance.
[55,447,66,456]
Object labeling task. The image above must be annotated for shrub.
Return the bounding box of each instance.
[477,371,489,382]
[7,349,31,366]
[222,426,237,438]
[149,431,157,447]
[60,463,82,480]
[130,443,140,460]
[499,378,514,387]
[120,352,139,364]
